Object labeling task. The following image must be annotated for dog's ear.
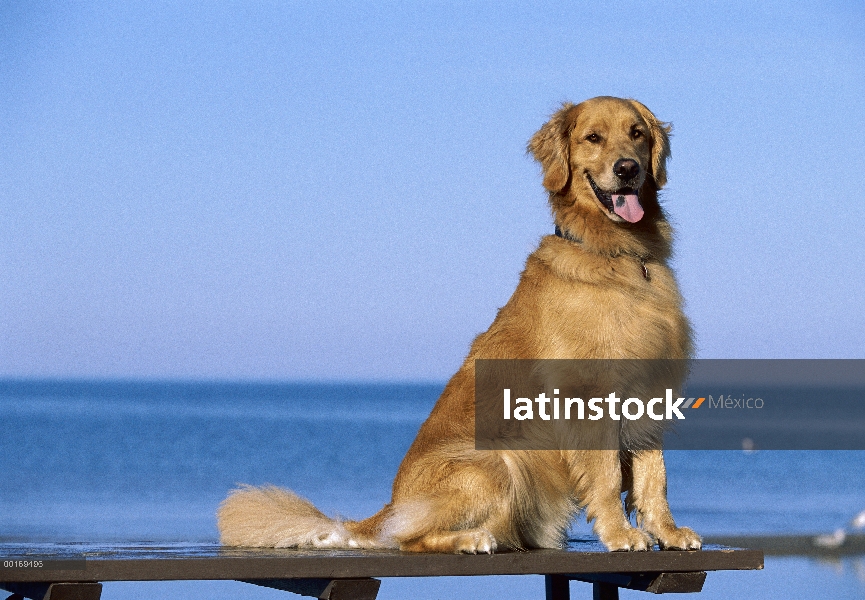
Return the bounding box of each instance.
[628,99,672,189]
[528,103,576,193]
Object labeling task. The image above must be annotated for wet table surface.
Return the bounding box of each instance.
[0,539,763,583]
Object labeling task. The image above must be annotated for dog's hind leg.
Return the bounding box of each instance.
[378,494,505,554]
[400,528,498,554]
[384,490,509,554]
[380,456,519,553]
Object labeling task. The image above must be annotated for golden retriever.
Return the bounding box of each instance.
[217,96,701,553]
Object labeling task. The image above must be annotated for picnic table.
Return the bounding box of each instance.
[1,540,763,600]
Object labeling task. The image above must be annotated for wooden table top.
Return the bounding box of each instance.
[0,539,763,583]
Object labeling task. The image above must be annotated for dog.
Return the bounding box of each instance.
[217,96,701,553]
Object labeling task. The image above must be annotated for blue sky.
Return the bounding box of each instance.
[2,1,863,380]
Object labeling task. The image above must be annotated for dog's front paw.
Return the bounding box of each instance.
[601,527,652,551]
[455,529,498,554]
[656,526,702,550]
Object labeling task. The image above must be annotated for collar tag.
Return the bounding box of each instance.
[555,226,650,281]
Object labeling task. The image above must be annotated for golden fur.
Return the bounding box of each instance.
[217,97,701,553]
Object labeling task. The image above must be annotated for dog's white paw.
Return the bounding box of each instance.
[455,529,498,554]
[602,527,652,552]
[656,526,702,550]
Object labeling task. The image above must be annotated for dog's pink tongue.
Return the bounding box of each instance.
[612,193,644,223]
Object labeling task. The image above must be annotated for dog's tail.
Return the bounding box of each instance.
[217,485,394,549]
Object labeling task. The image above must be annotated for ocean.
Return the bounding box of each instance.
[1,380,864,599]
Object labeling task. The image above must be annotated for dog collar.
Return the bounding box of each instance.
[554,225,583,244]
[554,225,650,281]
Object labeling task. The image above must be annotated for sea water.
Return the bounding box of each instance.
[1,381,863,599]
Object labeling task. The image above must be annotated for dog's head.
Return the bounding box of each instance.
[528,97,671,226]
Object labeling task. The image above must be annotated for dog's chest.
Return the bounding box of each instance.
[529,257,690,360]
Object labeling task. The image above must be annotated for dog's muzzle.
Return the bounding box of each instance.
[587,174,644,223]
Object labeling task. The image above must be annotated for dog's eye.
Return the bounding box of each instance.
[631,128,643,139]
[585,133,600,143]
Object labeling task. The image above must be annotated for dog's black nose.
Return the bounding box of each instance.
[613,159,640,181]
